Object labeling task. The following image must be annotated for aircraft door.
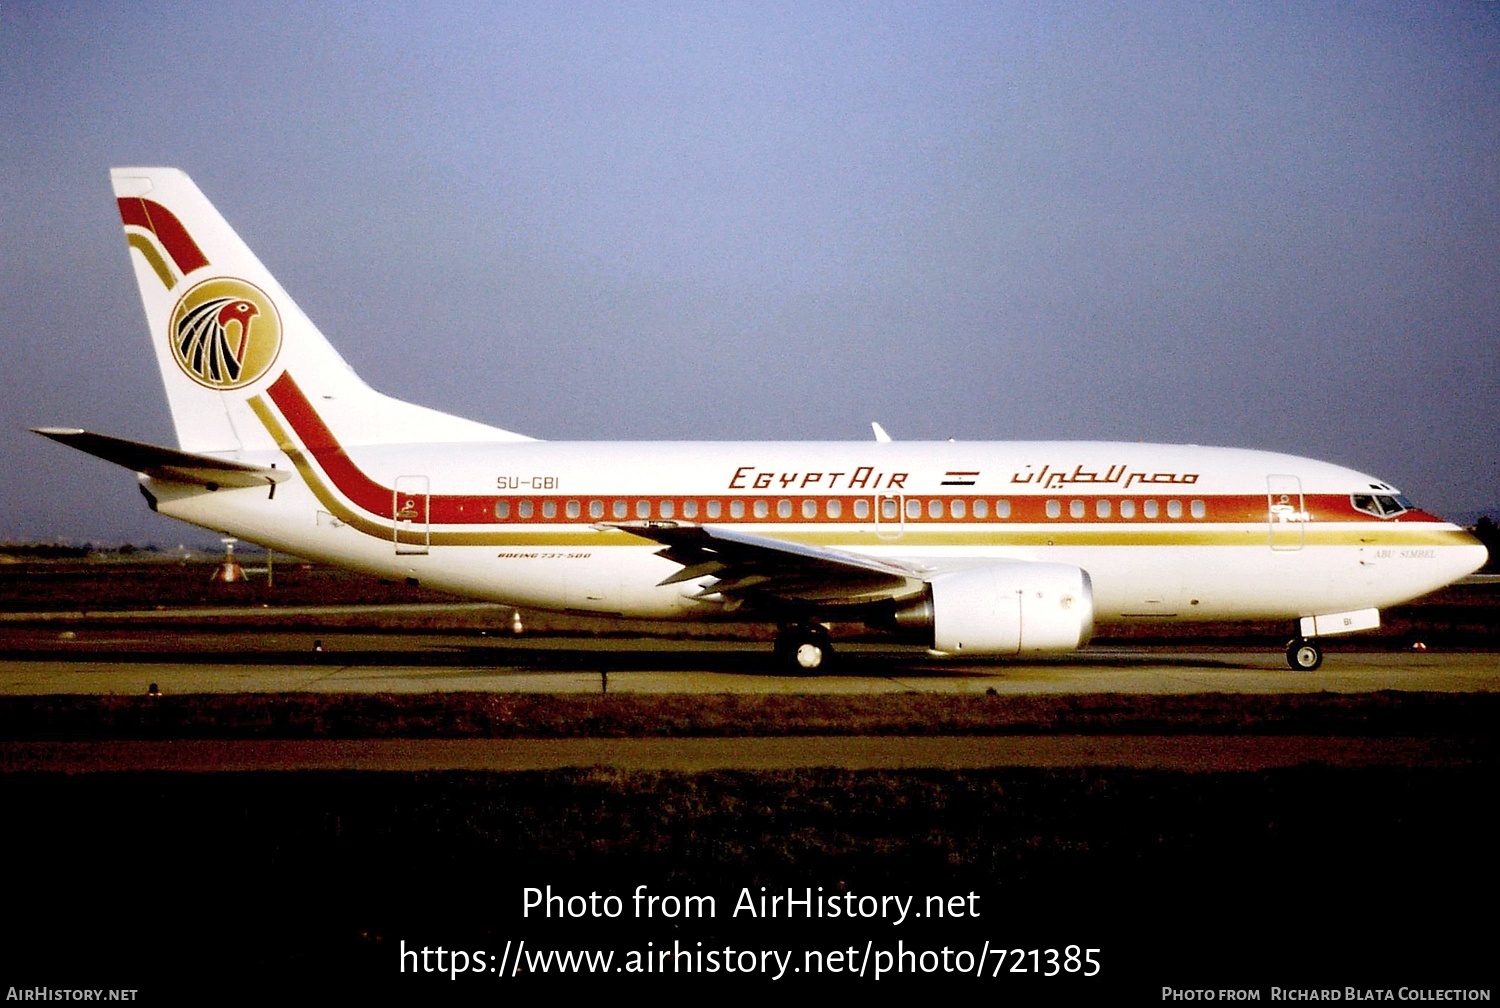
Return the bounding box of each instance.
[875,493,904,540]
[1266,474,1305,552]
[394,475,430,555]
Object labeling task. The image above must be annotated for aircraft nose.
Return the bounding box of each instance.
[1450,528,1490,581]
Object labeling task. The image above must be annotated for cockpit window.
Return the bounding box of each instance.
[1351,493,1412,518]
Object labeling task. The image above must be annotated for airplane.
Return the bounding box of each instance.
[34,168,1488,672]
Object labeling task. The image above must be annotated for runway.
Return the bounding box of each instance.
[0,625,1495,695]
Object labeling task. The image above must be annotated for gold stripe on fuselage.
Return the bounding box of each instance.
[250,397,1470,553]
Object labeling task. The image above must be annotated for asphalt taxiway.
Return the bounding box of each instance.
[0,626,1495,695]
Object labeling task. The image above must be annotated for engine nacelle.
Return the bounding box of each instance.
[898,563,1094,656]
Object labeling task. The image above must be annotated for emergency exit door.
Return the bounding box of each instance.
[1266,474,1305,552]
[394,475,430,555]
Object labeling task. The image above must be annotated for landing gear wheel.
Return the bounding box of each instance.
[1286,638,1323,671]
[775,624,834,673]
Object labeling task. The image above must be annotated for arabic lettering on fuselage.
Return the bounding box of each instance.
[1009,464,1201,491]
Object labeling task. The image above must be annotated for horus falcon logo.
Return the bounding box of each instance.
[168,278,282,389]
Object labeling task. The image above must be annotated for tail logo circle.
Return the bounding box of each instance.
[168,278,282,389]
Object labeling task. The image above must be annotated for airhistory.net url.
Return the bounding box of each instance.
[398,939,1103,980]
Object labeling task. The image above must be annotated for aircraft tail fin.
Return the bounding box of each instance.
[110,168,531,454]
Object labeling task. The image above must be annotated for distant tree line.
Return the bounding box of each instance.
[0,543,92,559]
[0,543,168,559]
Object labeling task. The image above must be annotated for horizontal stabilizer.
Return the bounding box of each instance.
[32,428,289,489]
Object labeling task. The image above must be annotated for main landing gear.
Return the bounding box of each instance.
[1285,637,1323,671]
[774,623,834,673]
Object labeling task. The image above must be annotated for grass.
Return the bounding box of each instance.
[3,690,1498,740]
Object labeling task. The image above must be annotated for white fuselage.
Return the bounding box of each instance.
[148,435,1484,626]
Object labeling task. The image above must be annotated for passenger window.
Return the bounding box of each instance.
[542,500,557,519]
[566,500,580,519]
[854,499,870,520]
[1190,500,1205,519]
[730,500,745,518]
[612,500,627,519]
[996,500,1011,519]
[494,501,511,520]
[802,499,817,519]
[1046,500,1061,519]
[973,500,989,519]
[1096,500,1111,519]
[635,500,650,519]
[1119,500,1134,519]
[777,499,792,519]
[660,500,674,519]
[1069,500,1085,519]
[881,498,898,520]
[1143,500,1158,519]
[682,500,698,519]
[754,500,769,519]
[518,500,534,519]
[951,500,966,519]
[707,500,722,519]
[906,499,922,519]
[1167,500,1182,519]
[827,499,842,518]
[588,500,603,519]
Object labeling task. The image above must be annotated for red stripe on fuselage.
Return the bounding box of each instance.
[266,372,496,522]
[265,372,1456,531]
[116,197,210,277]
[268,372,392,518]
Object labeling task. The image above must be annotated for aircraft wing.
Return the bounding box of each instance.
[602,520,928,611]
[32,428,290,490]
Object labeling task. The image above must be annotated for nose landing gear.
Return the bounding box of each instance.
[1285,637,1323,671]
[774,623,834,673]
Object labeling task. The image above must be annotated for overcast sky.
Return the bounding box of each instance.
[1,2,1495,545]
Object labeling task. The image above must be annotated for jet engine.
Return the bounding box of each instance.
[891,562,1095,655]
